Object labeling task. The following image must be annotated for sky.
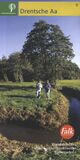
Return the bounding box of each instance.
[0,16,80,67]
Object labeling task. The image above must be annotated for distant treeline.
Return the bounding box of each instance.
[0,20,80,82]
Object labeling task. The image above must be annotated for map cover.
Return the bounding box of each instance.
[0,0,80,159]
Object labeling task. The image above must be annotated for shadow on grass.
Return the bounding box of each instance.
[0,114,60,144]
[0,113,60,144]
[7,95,35,99]
[0,85,35,91]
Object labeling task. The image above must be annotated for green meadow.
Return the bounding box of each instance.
[0,81,59,110]
[59,80,80,89]
[0,80,80,110]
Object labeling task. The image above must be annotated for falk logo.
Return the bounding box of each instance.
[60,124,75,140]
[9,3,16,13]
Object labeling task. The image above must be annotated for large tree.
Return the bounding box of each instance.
[22,20,74,81]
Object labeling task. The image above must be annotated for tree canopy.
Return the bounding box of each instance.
[22,20,75,81]
[0,20,80,82]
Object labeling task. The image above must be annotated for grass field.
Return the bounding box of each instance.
[0,82,36,110]
[0,80,80,110]
[59,80,80,89]
[0,81,59,110]
[0,81,69,128]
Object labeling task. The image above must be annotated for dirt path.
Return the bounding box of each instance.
[0,124,60,144]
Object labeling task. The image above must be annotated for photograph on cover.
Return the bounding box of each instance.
[0,15,80,159]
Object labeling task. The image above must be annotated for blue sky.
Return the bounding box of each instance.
[0,16,80,67]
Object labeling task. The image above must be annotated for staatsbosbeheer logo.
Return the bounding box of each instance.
[60,124,75,140]
[9,3,16,13]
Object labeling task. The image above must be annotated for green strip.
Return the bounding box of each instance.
[0,2,18,16]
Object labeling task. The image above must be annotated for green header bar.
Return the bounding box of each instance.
[0,2,18,16]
